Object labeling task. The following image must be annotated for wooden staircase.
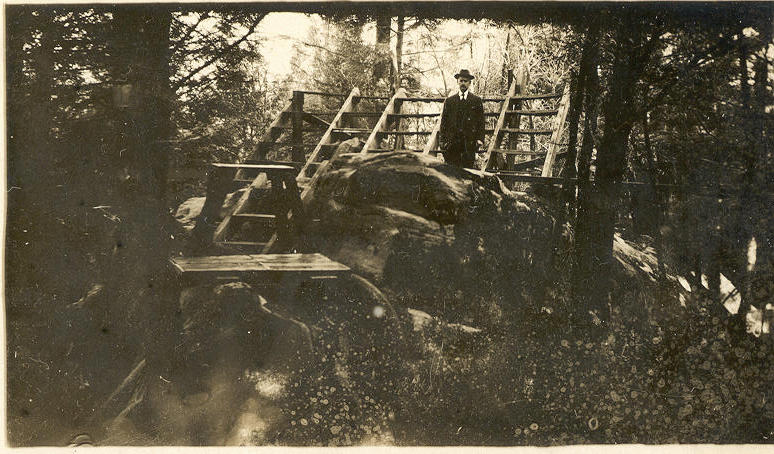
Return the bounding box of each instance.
[483,75,570,178]
[358,88,504,156]
[188,163,304,254]
[193,76,571,255]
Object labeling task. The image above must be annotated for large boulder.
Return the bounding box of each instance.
[301,151,563,326]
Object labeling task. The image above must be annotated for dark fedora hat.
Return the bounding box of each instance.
[454,69,475,80]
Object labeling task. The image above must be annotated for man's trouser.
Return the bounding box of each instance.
[443,140,477,168]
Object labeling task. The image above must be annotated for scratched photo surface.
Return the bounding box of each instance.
[5,1,774,446]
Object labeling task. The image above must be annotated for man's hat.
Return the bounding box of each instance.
[454,69,475,80]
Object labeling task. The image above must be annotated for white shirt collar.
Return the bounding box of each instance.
[459,90,468,100]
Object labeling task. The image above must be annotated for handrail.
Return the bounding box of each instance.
[541,84,571,177]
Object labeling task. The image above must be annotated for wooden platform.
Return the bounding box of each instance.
[170,253,350,279]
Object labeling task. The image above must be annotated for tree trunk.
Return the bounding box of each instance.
[736,12,773,324]
[394,15,404,91]
[561,69,584,218]
[109,7,175,371]
[574,13,651,334]
[374,15,391,86]
[571,19,601,331]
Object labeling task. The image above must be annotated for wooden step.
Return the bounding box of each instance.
[500,128,553,135]
[297,90,348,97]
[511,93,561,100]
[494,149,547,156]
[270,124,327,131]
[387,113,440,118]
[396,97,445,102]
[369,147,426,153]
[378,131,432,135]
[258,141,322,148]
[342,111,383,117]
[333,128,372,134]
[506,109,559,116]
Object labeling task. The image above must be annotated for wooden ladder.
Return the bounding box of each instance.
[483,77,571,177]
[360,90,503,156]
[189,163,305,254]
[251,90,356,168]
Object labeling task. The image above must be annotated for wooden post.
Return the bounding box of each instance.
[292,90,305,163]
[189,165,233,251]
[394,99,405,150]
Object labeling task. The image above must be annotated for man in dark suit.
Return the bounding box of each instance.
[439,69,486,168]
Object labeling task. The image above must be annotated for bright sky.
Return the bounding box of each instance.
[257,13,320,80]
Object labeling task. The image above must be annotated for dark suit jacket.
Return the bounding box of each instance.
[439,92,486,150]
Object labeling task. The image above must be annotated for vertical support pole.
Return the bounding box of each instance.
[507,67,529,169]
[189,165,233,252]
[505,69,516,170]
[394,98,405,150]
[292,90,305,163]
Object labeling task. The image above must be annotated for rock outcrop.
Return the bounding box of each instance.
[301,151,563,326]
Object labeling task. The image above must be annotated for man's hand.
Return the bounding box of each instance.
[476,140,483,148]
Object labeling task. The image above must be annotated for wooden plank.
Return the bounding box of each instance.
[494,149,547,156]
[510,151,567,171]
[422,100,444,156]
[507,109,559,116]
[297,87,360,181]
[212,163,296,172]
[291,91,305,163]
[353,95,390,100]
[212,172,268,243]
[379,131,432,135]
[303,112,332,129]
[342,111,383,117]
[395,97,445,102]
[297,90,347,97]
[387,112,440,118]
[501,128,553,135]
[251,101,292,160]
[512,92,561,100]
[359,87,407,154]
[333,128,371,134]
[170,253,349,276]
[484,77,519,170]
[541,84,571,177]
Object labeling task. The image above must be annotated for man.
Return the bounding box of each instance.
[439,69,486,168]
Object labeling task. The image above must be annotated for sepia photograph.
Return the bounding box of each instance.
[4,0,774,447]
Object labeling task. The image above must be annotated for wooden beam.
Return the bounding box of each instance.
[360,87,407,154]
[212,172,269,243]
[484,77,519,170]
[303,112,332,129]
[541,84,571,177]
[291,91,305,163]
[422,100,444,156]
[297,87,360,181]
[250,100,292,161]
